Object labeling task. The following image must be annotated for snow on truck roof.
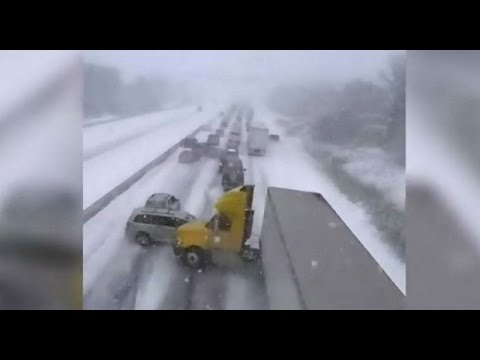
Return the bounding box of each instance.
[214,185,250,214]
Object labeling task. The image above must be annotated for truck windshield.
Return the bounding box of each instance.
[205,215,217,230]
[205,214,231,231]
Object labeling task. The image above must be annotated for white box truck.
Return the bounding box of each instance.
[248,126,269,156]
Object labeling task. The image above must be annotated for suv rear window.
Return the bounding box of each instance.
[171,218,188,228]
[134,214,154,224]
[133,213,188,227]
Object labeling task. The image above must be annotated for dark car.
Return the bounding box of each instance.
[226,139,240,150]
[218,149,239,173]
[178,150,200,164]
[221,160,245,192]
[182,136,198,148]
[207,134,220,146]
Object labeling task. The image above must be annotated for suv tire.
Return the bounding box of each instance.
[136,232,152,247]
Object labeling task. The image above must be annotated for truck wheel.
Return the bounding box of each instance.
[136,232,152,247]
[241,246,261,263]
[182,246,206,268]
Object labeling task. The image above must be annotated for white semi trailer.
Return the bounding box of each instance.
[247,126,269,156]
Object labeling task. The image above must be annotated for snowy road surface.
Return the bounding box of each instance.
[83,103,405,310]
[83,105,220,209]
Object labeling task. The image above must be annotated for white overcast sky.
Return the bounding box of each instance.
[84,50,404,84]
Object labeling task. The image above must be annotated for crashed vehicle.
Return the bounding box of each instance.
[182,136,198,148]
[173,185,257,268]
[145,193,181,211]
[126,207,196,246]
[221,159,245,192]
[178,150,201,164]
[172,185,404,310]
[207,134,220,146]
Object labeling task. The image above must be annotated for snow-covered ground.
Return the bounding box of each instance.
[83,106,196,157]
[341,149,405,211]
[83,107,220,209]
[318,144,405,211]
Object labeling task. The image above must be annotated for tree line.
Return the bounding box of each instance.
[267,54,406,166]
[83,62,173,119]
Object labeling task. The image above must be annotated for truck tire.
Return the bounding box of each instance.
[241,246,261,263]
[182,246,207,269]
[136,232,152,247]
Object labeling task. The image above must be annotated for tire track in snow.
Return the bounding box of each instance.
[133,245,178,310]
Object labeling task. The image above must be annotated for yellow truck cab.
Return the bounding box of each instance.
[173,185,258,268]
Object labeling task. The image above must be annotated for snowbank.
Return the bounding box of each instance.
[83,106,195,156]
[320,145,405,210]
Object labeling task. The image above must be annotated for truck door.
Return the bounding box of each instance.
[208,215,236,251]
[151,215,170,242]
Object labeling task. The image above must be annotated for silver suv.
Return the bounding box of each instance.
[126,207,195,246]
